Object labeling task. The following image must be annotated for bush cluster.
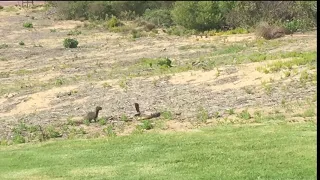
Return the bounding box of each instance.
[51,1,316,32]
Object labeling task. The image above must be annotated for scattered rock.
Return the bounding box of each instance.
[5,93,17,98]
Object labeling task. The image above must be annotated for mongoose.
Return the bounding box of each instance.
[84,106,102,122]
[134,103,161,120]
[143,112,161,120]
[134,103,141,116]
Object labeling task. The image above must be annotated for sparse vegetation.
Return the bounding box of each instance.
[46,126,61,138]
[161,110,173,120]
[226,108,235,115]
[118,78,128,91]
[98,118,106,126]
[253,110,263,122]
[102,82,112,88]
[63,38,79,48]
[131,29,141,39]
[83,119,90,126]
[237,109,251,120]
[140,120,153,130]
[18,41,25,46]
[67,29,81,36]
[0,44,8,49]
[55,78,64,86]
[257,51,316,74]
[120,114,129,122]
[104,125,116,137]
[197,106,209,123]
[23,22,33,28]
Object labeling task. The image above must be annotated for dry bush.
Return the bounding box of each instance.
[255,22,287,40]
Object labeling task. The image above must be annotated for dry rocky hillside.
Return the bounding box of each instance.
[0,5,317,143]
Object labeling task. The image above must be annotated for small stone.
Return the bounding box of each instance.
[7,93,16,98]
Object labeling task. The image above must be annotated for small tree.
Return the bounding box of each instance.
[63,38,78,48]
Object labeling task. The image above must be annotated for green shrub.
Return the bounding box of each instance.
[87,1,114,20]
[19,41,25,46]
[157,58,173,68]
[166,26,196,36]
[143,9,173,27]
[107,16,123,29]
[110,1,148,16]
[225,2,316,31]
[63,38,78,48]
[171,1,231,31]
[283,19,311,33]
[0,5,4,10]
[23,22,33,28]
[55,1,89,20]
[118,10,136,21]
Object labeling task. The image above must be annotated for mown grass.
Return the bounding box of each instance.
[0,123,316,180]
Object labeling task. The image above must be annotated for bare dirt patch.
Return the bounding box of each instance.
[0,85,78,117]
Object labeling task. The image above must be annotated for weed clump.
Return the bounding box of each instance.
[197,106,209,123]
[237,109,251,120]
[63,38,78,48]
[0,44,8,49]
[104,125,116,137]
[23,22,33,28]
[140,120,153,130]
[98,118,106,126]
[131,29,141,39]
[67,29,81,36]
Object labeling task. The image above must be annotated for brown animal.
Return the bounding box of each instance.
[84,106,102,122]
[255,22,286,40]
[134,103,141,116]
[134,103,161,120]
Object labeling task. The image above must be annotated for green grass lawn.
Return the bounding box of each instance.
[0,122,316,180]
